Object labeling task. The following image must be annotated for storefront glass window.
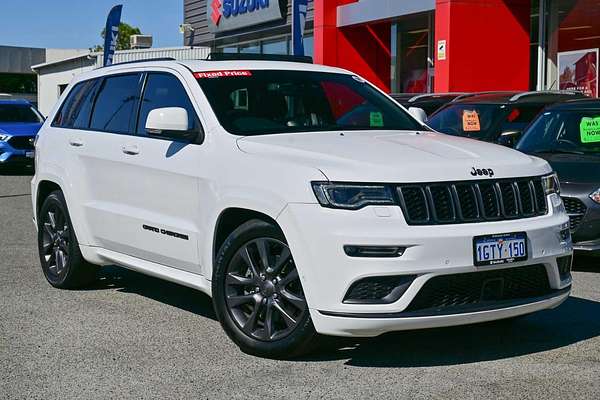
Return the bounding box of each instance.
[304,35,314,57]
[542,0,599,97]
[239,42,260,54]
[263,39,288,55]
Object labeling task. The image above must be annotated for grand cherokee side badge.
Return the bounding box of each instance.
[471,167,494,177]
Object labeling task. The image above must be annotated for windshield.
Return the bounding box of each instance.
[196,70,422,136]
[427,104,505,139]
[517,109,600,156]
[0,104,43,123]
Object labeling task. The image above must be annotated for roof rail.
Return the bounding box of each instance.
[508,90,583,102]
[451,91,516,102]
[408,92,467,102]
[206,53,313,64]
[99,57,176,68]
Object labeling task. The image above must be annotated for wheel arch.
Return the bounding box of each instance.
[36,180,63,219]
[212,207,283,277]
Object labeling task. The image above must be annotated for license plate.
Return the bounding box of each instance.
[473,232,528,266]
[26,151,35,158]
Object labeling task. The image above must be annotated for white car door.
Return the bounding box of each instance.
[99,71,206,274]
[66,73,150,257]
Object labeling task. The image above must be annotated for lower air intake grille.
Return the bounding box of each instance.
[343,275,417,304]
[405,265,551,313]
[562,197,587,232]
[7,136,35,150]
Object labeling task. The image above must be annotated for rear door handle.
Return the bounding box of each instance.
[69,139,84,147]
[121,144,140,155]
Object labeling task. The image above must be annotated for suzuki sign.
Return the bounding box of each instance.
[207,0,286,33]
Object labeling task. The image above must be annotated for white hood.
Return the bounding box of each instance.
[237,130,551,183]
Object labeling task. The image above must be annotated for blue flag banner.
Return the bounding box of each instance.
[292,0,308,56]
[103,5,123,67]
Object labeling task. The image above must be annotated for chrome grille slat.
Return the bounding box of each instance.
[397,177,548,226]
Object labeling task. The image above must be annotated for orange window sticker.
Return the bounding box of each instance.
[462,110,481,132]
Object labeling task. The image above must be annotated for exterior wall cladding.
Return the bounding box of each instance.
[184,0,314,47]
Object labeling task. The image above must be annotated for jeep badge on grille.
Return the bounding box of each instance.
[471,167,494,177]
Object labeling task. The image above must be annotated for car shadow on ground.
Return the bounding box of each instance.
[304,296,600,367]
[86,262,599,367]
[88,265,217,321]
[0,167,34,176]
[573,254,599,272]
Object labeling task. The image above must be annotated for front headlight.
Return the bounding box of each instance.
[312,182,395,210]
[541,172,560,195]
[590,188,600,204]
[0,134,9,141]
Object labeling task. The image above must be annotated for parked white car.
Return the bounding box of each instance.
[32,57,573,358]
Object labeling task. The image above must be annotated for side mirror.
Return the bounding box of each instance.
[145,107,199,142]
[497,130,522,147]
[408,107,428,124]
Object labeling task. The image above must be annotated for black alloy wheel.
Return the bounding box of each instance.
[213,219,318,358]
[40,203,71,280]
[224,237,308,341]
[38,191,96,288]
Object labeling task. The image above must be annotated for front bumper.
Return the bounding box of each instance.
[0,141,35,166]
[278,194,572,337]
[561,187,600,254]
[311,288,570,337]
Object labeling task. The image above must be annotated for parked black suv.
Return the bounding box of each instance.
[391,93,466,117]
[427,91,586,147]
[516,98,600,254]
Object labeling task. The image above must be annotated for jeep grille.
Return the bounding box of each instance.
[397,177,548,225]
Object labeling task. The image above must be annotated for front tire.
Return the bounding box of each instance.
[213,219,318,358]
[37,190,96,288]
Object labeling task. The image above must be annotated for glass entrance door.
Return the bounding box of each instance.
[391,12,434,94]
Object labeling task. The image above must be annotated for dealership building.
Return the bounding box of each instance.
[184,0,599,97]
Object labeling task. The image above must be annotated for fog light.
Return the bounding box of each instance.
[557,255,572,281]
[344,245,406,258]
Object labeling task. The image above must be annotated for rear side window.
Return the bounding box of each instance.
[53,79,98,128]
[90,74,142,134]
[500,105,545,134]
[136,73,200,135]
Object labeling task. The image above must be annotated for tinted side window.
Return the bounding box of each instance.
[52,80,97,128]
[72,79,100,129]
[90,74,142,134]
[136,73,200,135]
[500,105,545,135]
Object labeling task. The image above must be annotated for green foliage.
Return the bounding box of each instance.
[92,22,142,52]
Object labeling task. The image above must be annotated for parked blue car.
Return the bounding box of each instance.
[0,99,44,169]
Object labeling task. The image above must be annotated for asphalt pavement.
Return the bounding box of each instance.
[1,172,599,399]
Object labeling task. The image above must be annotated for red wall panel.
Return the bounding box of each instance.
[434,0,531,92]
[314,0,391,92]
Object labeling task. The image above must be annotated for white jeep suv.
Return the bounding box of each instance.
[32,58,573,358]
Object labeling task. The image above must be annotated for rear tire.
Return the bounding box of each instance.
[37,190,96,288]
[213,219,319,359]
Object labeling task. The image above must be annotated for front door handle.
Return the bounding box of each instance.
[121,144,140,155]
[69,138,84,147]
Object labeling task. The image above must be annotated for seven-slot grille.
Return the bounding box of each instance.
[397,177,548,225]
[562,197,587,232]
[7,136,35,150]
